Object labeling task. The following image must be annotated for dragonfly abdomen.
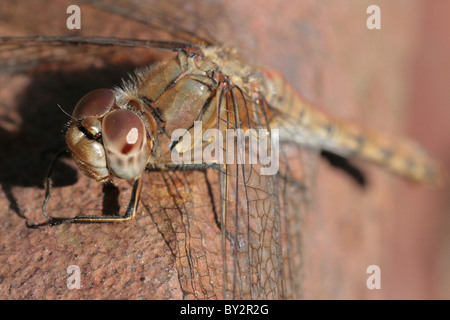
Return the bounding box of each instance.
[260,68,442,184]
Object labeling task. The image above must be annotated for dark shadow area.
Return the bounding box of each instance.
[102,183,121,217]
[321,150,367,187]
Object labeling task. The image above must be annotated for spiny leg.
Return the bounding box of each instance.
[45,177,142,226]
[42,148,67,220]
[41,149,143,226]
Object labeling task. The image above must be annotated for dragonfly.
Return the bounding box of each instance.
[0,0,441,300]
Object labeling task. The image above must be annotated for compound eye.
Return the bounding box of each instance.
[102,109,151,179]
[102,110,146,155]
[72,89,117,119]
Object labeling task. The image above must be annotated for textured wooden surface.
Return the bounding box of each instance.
[0,0,449,299]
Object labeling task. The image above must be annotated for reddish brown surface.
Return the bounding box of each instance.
[0,0,449,300]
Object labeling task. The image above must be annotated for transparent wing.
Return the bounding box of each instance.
[136,169,223,299]
[84,0,220,46]
[0,36,194,74]
[0,0,235,74]
[276,140,320,299]
[215,87,284,299]
[215,86,321,299]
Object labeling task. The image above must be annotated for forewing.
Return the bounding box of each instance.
[215,87,285,299]
[84,0,221,45]
[0,36,192,75]
[0,0,232,74]
[136,169,224,299]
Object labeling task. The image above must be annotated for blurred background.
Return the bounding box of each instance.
[0,0,449,299]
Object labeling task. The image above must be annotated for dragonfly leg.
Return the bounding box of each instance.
[146,163,220,172]
[42,148,67,220]
[41,147,143,226]
[45,178,142,226]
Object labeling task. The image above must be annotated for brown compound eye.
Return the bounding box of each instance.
[102,109,151,179]
[72,89,118,120]
[65,89,118,183]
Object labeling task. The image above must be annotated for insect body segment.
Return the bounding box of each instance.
[259,68,441,184]
[114,47,253,165]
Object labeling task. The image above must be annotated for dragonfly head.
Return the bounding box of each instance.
[65,89,152,182]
